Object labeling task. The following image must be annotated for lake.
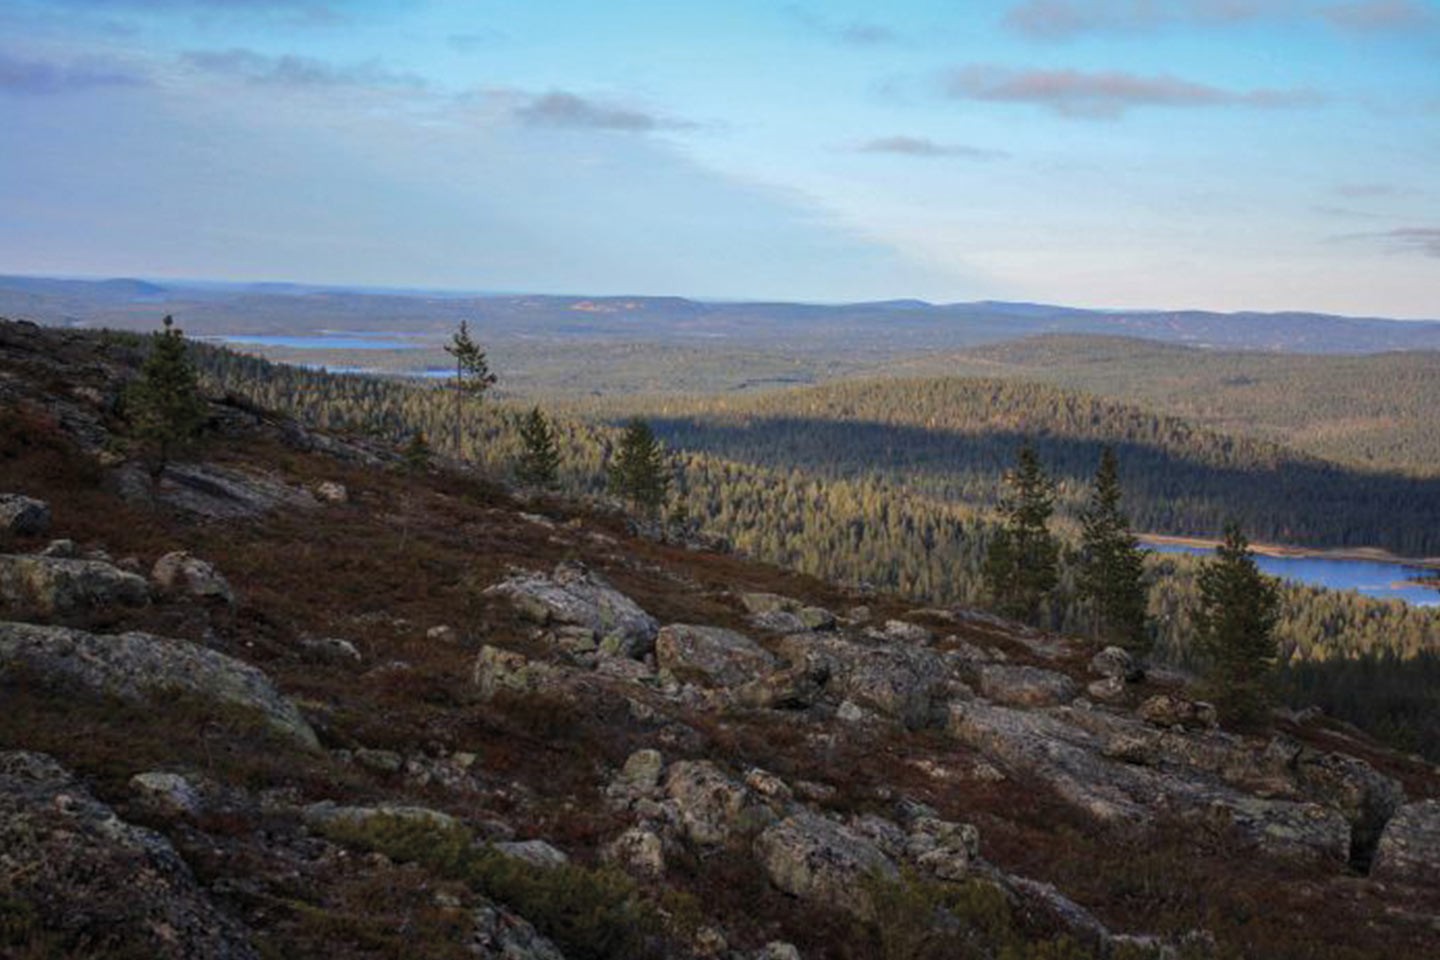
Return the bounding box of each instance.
[1144,540,1439,606]
[203,332,433,350]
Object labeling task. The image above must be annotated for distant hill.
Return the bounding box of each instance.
[2,274,1438,354]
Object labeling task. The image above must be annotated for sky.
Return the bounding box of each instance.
[1,0,1438,316]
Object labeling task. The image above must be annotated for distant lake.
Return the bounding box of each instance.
[1145,540,1439,607]
[205,332,432,351]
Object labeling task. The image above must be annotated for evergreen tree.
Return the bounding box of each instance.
[126,315,208,477]
[1076,446,1151,653]
[444,320,497,459]
[983,442,1060,624]
[403,431,432,472]
[609,418,670,517]
[515,406,561,488]
[1195,521,1281,726]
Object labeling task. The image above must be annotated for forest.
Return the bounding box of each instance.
[191,341,1440,758]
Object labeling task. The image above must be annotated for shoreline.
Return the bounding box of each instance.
[1137,534,1440,572]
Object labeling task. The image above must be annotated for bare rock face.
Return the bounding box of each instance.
[1371,800,1440,885]
[754,812,897,917]
[656,623,777,688]
[0,751,258,959]
[0,553,149,617]
[114,461,320,520]
[485,562,658,658]
[977,664,1080,708]
[152,550,236,604]
[0,493,51,536]
[0,621,319,751]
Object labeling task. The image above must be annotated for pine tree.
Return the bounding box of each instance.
[609,418,670,517]
[444,320,497,459]
[1077,446,1151,654]
[515,406,560,488]
[1195,521,1281,726]
[403,431,432,472]
[983,442,1060,624]
[126,315,208,477]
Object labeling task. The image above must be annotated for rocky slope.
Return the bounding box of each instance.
[1,317,1437,959]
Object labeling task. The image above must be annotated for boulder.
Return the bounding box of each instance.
[485,562,657,658]
[299,636,363,665]
[468,900,567,960]
[0,752,258,959]
[1371,799,1440,885]
[734,663,826,710]
[0,621,319,751]
[754,943,802,960]
[1138,694,1218,731]
[314,480,349,503]
[473,645,556,700]
[777,633,952,728]
[611,748,665,797]
[665,760,773,846]
[977,664,1079,708]
[302,801,459,834]
[754,813,897,917]
[603,827,666,878]
[880,619,932,644]
[1087,676,1127,702]
[656,623,778,688]
[494,839,570,869]
[1090,646,1142,682]
[905,817,981,881]
[0,493,50,536]
[152,551,235,604]
[129,771,204,818]
[0,553,149,617]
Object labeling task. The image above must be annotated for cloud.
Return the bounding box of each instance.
[785,6,897,45]
[1373,227,1440,256]
[513,91,690,132]
[1003,0,1435,38]
[945,65,1326,118]
[0,51,147,95]
[856,136,1009,159]
[181,49,424,90]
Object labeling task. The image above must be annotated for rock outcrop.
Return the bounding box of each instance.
[656,623,777,688]
[754,813,897,917]
[485,562,658,658]
[0,751,258,959]
[776,632,953,728]
[1371,800,1440,885]
[152,550,236,604]
[0,553,149,617]
[0,493,51,536]
[0,621,319,750]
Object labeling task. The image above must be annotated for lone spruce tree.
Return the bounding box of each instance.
[1195,521,1281,726]
[983,442,1060,625]
[609,418,670,518]
[515,406,561,488]
[126,315,207,477]
[444,320,497,460]
[1076,447,1151,654]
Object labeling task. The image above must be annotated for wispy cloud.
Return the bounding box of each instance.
[513,91,691,132]
[785,5,897,45]
[1004,0,1436,38]
[1340,226,1440,255]
[945,65,1326,118]
[0,51,148,95]
[181,48,424,90]
[856,136,1009,159]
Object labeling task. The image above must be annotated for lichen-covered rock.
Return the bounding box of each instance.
[314,480,349,503]
[977,664,1079,708]
[611,748,665,797]
[665,760,774,846]
[0,553,149,617]
[1137,694,1218,730]
[656,623,777,688]
[734,662,826,710]
[130,771,204,817]
[494,839,570,869]
[905,816,981,881]
[1371,799,1440,885]
[468,900,568,960]
[299,635,363,664]
[0,621,319,750]
[754,813,897,916]
[302,801,459,834]
[777,633,952,728]
[0,751,258,959]
[602,827,666,878]
[152,550,235,604]
[0,493,50,536]
[1090,646,1142,682]
[1087,676,1127,702]
[473,645,556,699]
[485,562,658,658]
[754,943,802,960]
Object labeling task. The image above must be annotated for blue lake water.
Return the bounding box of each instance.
[1145,540,1439,606]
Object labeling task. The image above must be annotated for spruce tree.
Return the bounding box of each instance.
[515,406,561,488]
[983,442,1059,624]
[126,315,208,477]
[609,418,670,517]
[444,320,497,459]
[1195,521,1281,726]
[1077,446,1151,653]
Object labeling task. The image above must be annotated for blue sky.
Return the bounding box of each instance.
[2,0,1437,316]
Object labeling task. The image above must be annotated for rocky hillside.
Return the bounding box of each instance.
[1,317,1437,960]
